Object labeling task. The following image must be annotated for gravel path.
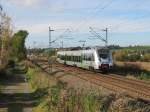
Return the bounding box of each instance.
[0,72,33,112]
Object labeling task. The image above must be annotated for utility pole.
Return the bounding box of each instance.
[61,41,63,49]
[49,26,54,73]
[79,40,86,49]
[102,28,108,47]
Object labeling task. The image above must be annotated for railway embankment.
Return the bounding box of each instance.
[27,60,150,112]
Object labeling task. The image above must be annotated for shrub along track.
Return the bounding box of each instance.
[29,58,150,102]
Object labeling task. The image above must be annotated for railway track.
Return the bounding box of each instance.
[54,63,150,100]
[29,59,150,101]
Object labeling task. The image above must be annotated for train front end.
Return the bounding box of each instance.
[97,48,113,71]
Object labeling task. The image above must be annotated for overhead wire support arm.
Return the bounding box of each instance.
[89,27,108,47]
[78,40,86,49]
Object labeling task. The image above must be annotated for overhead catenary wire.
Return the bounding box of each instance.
[74,0,116,31]
[52,28,71,42]
[53,0,150,47]
[85,0,150,34]
[52,0,116,48]
[109,0,150,32]
[89,27,107,44]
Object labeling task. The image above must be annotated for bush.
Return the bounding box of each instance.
[113,51,128,61]
[113,50,144,62]
[7,60,15,68]
[142,54,150,62]
[138,72,150,81]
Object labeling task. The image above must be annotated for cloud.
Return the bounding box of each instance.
[15,21,78,36]
[48,1,66,13]
[14,17,150,39]
[5,0,44,7]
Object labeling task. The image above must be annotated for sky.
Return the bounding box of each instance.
[1,0,150,48]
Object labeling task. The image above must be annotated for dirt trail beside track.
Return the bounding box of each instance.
[0,71,34,112]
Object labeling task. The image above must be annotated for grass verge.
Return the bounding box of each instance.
[27,64,150,112]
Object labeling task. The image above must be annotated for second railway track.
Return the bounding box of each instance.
[30,59,150,101]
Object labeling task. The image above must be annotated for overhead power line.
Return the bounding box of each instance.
[110,0,150,31]
[89,27,108,46]
[75,0,116,31]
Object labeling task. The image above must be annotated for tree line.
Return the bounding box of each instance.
[113,50,150,62]
[0,5,28,68]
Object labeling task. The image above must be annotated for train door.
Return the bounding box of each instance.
[83,53,91,69]
[90,53,95,69]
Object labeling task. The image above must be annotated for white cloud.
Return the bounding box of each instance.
[14,17,150,38]
[15,21,78,36]
[6,0,44,7]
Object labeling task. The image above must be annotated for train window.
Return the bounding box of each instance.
[77,56,80,62]
[75,56,77,62]
[74,56,76,62]
[62,55,64,60]
[63,55,65,60]
[57,54,60,58]
[99,54,108,59]
[84,54,86,60]
[98,49,109,54]
[68,56,70,61]
[77,56,79,62]
[67,56,69,61]
[65,55,66,60]
[87,55,91,61]
[84,54,91,61]
[76,56,78,62]
[79,56,81,62]
[66,56,68,61]
[70,56,72,61]
[91,54,94,61]
[70,55,82,62]
[84,55,86,60]
[61,55,63,60]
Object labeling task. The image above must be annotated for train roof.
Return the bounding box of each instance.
[58,46,108,52]
[57,47,109,54]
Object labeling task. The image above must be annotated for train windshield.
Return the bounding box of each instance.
[99,53,108,59]
[97,49,109,59]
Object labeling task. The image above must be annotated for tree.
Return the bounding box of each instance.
[0,7,13,66]
[11,30,28,61]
